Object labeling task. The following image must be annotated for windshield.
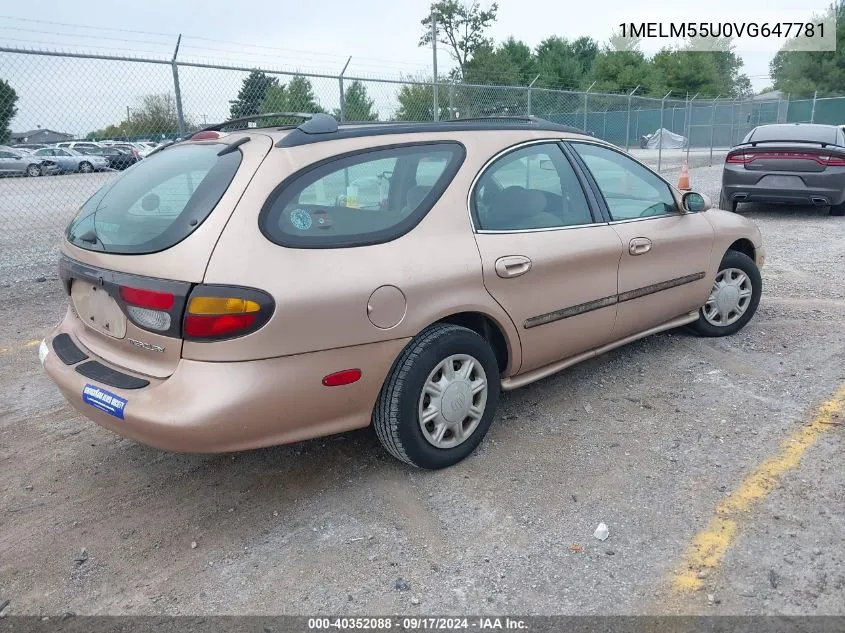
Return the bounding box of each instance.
[66,143,242,254]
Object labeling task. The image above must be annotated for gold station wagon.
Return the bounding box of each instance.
[40,114,764,468]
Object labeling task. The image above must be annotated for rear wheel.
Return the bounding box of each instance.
[373,323,500,469]
[26,164,41,177]
[78,161,94,173]
[719,190,737,213]
[830,202,845,217]
[689,250,761,337]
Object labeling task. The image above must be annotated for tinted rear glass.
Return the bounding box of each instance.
[66,144,241,254]
[260,142,465,248]
[750,124,838,144]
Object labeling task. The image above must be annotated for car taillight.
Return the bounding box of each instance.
[822,154,845,166]
[183,286,274,341]
[727,150,841,165]
[120,286,175,332]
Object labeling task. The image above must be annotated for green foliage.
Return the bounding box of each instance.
[333,80,377,122]
[257,75,325,126]
[420,0,498,77]
[770,1,844,97]
[394,82,451,121]
[591,50,656,94]
[229,71,279,119]
[88,94,192,139]
[0,78,18,144]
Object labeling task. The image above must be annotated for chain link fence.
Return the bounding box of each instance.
[2,46,845,282]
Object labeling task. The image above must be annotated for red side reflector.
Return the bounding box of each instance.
[191,130,221,140]
[119,286,175,310]
[184,313,257,338]
[322,369,362,387]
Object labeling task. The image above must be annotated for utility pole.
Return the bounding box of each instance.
[431,8,439,121]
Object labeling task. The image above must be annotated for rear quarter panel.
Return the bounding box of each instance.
[191,130,556,374]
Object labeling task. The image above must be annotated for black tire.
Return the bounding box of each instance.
[26,164,41,177]
[718,190,737,213]
[689,250,761,337]
[373,323,501,469]
[830,203,845,217]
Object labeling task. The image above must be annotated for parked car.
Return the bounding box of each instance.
[40,114,765,469]
[0,146,59,177]
[13,143,48,152]
[110,143,144,160]
[32,147,109,173]
[75,146,139,170]
[55,141,105,152]
[720,123,845,216]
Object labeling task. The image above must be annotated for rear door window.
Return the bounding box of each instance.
[66,143,242,254]
[260,143,465,248]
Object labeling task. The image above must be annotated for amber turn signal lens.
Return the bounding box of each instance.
[187,297,261,315]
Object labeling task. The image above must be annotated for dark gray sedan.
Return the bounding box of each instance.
[720,123,845,216]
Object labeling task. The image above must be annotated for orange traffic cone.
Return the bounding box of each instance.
[678,160,691,191]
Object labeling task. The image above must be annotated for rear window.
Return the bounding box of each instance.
[748,124,838,144]
[66,143,241,254]
[260,142,465,248]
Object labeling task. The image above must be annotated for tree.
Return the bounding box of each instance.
[284,75,325,113]
[229,71,279,119]
[334,80,378,122]
[394,82,450,121]
[770,1,844,96]
[419,0,498,78]
[534,36,598,89]
[591,49,655,94]
[87,93,192,139]
[463,38,536,85]
[0,79,18,144]
[651,49,721,96]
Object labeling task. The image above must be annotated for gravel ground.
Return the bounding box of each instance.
[1,158,844,617]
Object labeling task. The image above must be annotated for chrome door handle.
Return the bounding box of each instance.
[494,255,532,278]
[629,237,652,256]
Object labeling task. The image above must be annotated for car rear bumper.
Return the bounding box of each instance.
[722,178,845,207]
[41,315,409,453]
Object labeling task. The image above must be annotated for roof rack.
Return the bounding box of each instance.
[276,115,588,148]
[201,112,339,134]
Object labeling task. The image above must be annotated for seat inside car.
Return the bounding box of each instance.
[484,185,560,230]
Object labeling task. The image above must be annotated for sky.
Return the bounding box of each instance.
[0,0,829,136]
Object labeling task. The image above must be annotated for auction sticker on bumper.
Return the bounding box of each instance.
[82,384,127,420]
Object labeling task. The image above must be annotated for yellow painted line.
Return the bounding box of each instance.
[0,339,41,355]
[673,384,845,592]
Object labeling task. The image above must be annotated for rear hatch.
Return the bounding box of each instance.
[60,133,272,378]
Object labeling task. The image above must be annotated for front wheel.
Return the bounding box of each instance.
[373,323,500,469]
[78,161,94,173]
[689,250,761,337]
[26,164,41,177]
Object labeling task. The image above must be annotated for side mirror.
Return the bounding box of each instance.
[682,191,711,213]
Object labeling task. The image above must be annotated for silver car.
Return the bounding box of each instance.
[0,146,59,177]
[33,147,109,173]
